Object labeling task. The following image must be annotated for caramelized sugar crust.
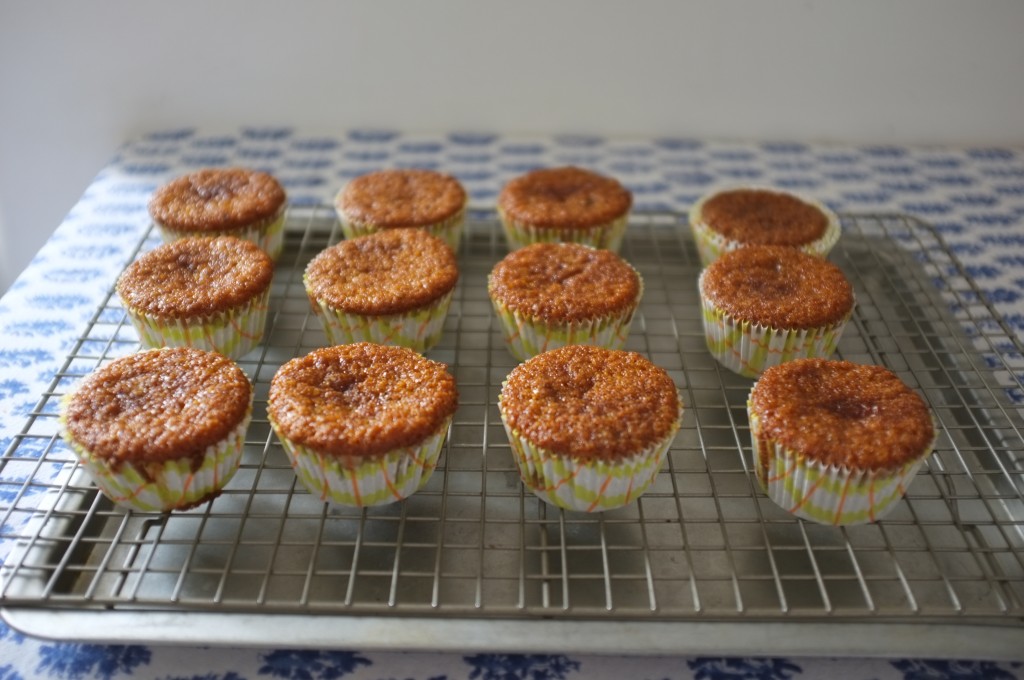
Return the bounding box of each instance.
[149,167,286,232]
[337,169,467,228]
[488,242,641,322]
[63,348,252,466]
[268,343,458,459]
[498,166,632,229]
[117,236,273,318]
[749,358,934,470]
[500,345,680,461]
[305,229,459,315]
[699,188,827,246]
[700,245,853,329]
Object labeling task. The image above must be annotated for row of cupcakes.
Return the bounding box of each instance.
[145,165,634,259]
[687,187,935,526]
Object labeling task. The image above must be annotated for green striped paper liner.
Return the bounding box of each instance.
[497,208,629,253]
[270,415,451,507]
[306,283,454,353]
[688,188,841,267]
[123,287,270,360]
[490,293,640,362]
[499,403,680,513]
[61,405,251,513]
[748,402,934,525]
[336,208,467,253]
[699,272,851,379]
[156,206,287,261]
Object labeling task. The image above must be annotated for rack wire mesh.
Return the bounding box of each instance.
[1,208,1022,651]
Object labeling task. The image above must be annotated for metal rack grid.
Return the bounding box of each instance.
[1,208,1022,656]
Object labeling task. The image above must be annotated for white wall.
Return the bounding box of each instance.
[2,0,1023,293]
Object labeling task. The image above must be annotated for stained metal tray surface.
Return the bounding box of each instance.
[1,208,1022,659]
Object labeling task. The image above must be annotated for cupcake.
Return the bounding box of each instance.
[59,347,253,512]
[748,358,936,525]
[497,166,633,251]
[304,228,458,352]
[488,242,643,360]
[267,342,458,507]
[698,245,854,378]
[334,168,468,251]
[149,167,288,260]
[688,186,840,266]
[498,345,682,512]
[116,235,274,360]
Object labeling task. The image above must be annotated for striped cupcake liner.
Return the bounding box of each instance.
[699,285,851,379]
[499,406,680,513]
[123,288,270,360]
[490,296,640,362]
[271,416,451,507]
[688,190,841,267]
[337,208,466,253]
[306,285,454,353]
[497,209,629,253]
[156,207,287,261]
[748,405,933,525]
[61,406,251,513]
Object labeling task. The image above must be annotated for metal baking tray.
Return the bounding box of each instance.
[1,208,1022,659]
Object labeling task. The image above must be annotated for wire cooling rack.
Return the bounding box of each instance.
[1,208,1022,658]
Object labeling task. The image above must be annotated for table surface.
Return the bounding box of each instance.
[1,128,1022,679]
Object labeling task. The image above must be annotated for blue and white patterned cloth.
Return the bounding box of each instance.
[0,128,1022,679]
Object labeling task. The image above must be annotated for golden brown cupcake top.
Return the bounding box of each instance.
[336,168,467,228]
[149,167,286,233]
[699,245,854,329]
[304,228,458,316]
[488,243,641,322]
[500,345,681,461]
[497,166,633,230]
[697,188,828,246]
[268,342,458,459]
[62,348,252,466]
[749,358,935,471]
[117,236,274,318]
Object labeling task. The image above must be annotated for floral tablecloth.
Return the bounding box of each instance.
[0,128,1022,679]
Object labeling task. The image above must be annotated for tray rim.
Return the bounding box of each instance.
[2,209,1023,657]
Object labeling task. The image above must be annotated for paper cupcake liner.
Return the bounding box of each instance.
[490,295,640,362]
[337,208,466,253]
[124,288,270,360]
[306,284,454,353]
[497,210,629,253]
[156,207,287,261]
[748,405,933,525]
[271,415,451,507]
[699,284,850,378]
[61,406,251,513]
[689,190,841,267]
[499,407,680,513]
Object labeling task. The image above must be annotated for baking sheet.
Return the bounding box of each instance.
[1,208,1022,657]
